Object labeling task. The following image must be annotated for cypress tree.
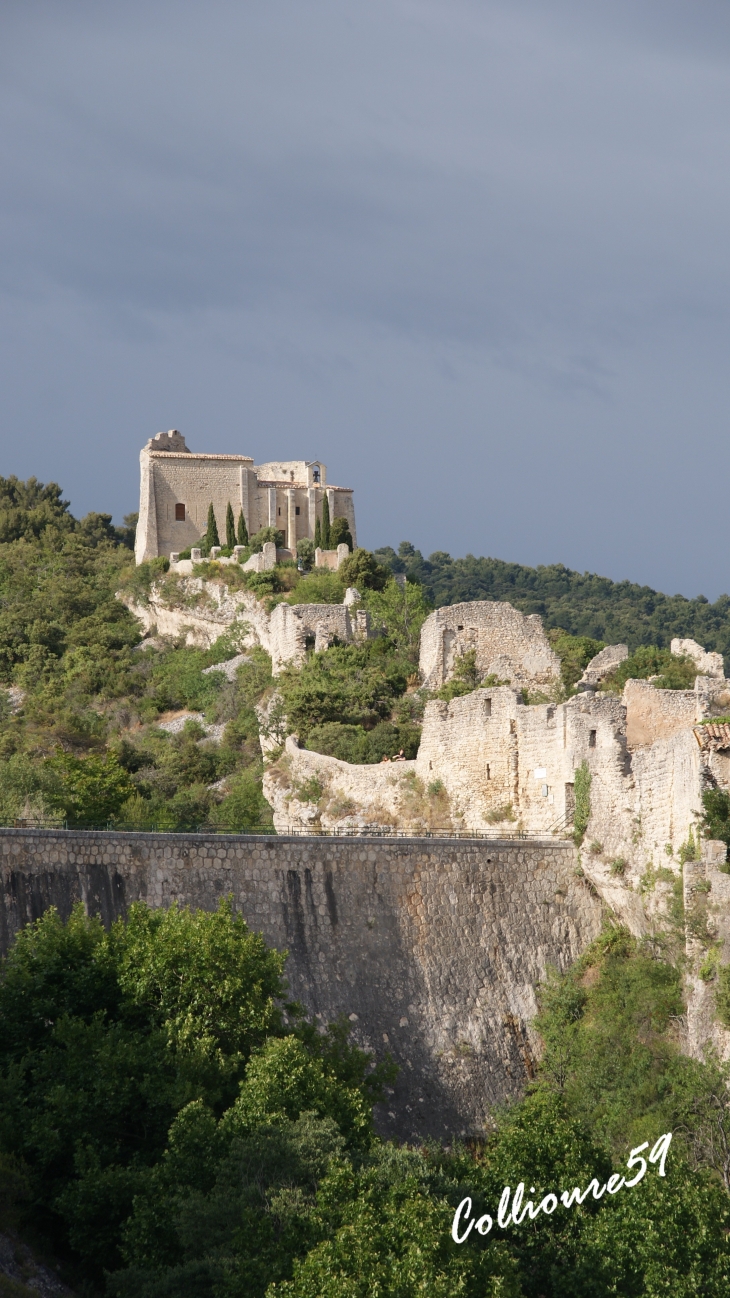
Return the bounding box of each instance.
[321,495,331,548]
[205,503,220,551]
[236,509,248,546]
[225,501,235,550]
[314,515,321,549]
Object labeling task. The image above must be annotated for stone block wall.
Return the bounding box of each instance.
[0,828,601,1142]
[624,679,700,748]
[419,602,561,691]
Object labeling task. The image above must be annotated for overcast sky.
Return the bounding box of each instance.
[2,1,730,597]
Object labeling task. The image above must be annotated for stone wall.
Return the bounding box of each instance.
[264,737,422,833]
[135,433,357,563]
[0,828,601,1142]
[624,678,700,748]
[419,601,561,691]
[122,581,368,673]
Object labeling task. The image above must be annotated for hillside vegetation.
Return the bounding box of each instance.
[0,905,728,1296]
[0,475,728,828]
[375,542,730,667]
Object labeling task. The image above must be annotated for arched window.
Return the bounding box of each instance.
[312,465,320,483]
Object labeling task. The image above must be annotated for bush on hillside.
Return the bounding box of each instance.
[306,720,421,764]
[601,645,698,693]
[374,541,730,671]
[338,549,390,592]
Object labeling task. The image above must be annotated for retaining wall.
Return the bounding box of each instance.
[0,829,602,1141]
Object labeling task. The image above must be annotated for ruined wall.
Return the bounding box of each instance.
[415,690,518,829]
[413,688,629,840]
[671,638,725,679]
[0,828,601,1141]
[419,602,561,691]
[122,581,364,674]
[265,737,421,833]
[624,678,700,748]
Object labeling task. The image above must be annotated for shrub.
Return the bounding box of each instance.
[236,508,248,546]
[249,526,285,552]
[602,645,698,693]
[204,503,220,551]
[338,549,390,592]
[700,787,730,858]
[548,628,605,692]
[296,537,316,568]
[329,517,353,550]
[288,570,345,605]
[573,760,591,844]
[306,720,420,764]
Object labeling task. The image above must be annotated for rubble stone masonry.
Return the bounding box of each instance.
[0,828,601,1141]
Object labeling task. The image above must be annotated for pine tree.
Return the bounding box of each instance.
[314,516,321,549]
[236,510,248,547]
[205,503,220,551]
[225,501,235,550]
[321,495,331,549]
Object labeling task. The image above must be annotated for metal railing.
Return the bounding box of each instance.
[0,818,574,841]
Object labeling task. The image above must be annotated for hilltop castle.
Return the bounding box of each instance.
[134,429,357,564]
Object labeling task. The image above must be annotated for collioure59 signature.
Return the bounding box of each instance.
[451,1132,672,1242]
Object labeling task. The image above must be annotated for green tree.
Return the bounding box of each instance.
[204,503,220,551]
[249,526,285,552]
[314,515,321,549]
[329,517,353,551]
[338,549,390,593]
[277,639,410,742]
[225,501,236,550]
[0,901,288,1276]
[43,751,135,825]
[321,496,331,549]
[296,538,315,569]
[237,509,249,547]
[548,629,605,692]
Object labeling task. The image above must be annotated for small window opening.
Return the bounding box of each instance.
[313,466,320,483]
[278,507,281,515]
[295,506,300,515]
[589,729,597,748]
[457,624,464,631]
[175,503,185,521]
[486,763,490,780]
[484,698,492,718]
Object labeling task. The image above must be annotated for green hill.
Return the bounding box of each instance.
[375,542,730,665]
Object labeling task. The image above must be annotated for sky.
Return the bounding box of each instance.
[1,0,730,598]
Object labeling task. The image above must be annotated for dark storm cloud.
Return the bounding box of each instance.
[1,1,730,596]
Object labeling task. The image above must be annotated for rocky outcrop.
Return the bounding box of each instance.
[120,579,372,672]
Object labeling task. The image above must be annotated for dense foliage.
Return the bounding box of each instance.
[1,912,728,1296]
[375,541,730,668]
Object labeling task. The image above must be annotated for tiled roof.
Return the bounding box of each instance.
[694,724,730,751]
